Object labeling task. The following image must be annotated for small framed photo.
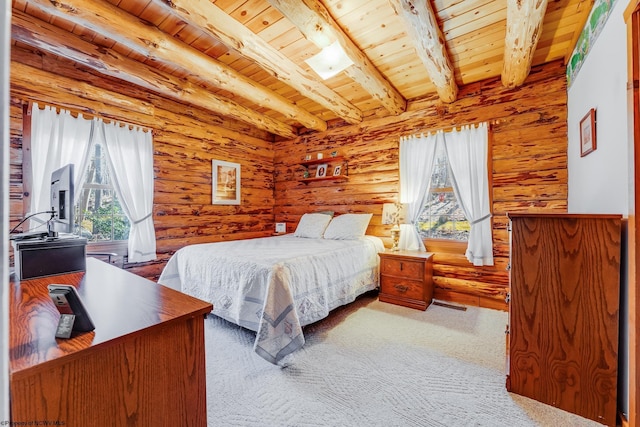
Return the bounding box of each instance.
[316,163,328,178]
[212,159,240,205]
[580,108,596,157]
[333,165,342,176]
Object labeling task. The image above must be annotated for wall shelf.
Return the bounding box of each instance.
[299,156,348,183]
[299,175,349,183]
[299,156,345,166]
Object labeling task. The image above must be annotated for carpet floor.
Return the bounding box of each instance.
[204,292,603,427]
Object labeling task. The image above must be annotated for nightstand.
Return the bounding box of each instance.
[378,250,434,310]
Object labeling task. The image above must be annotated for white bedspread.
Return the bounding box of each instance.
[158,235,384,364]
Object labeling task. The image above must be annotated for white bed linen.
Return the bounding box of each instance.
[158,235,384,364]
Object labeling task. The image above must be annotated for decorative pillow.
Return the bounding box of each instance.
[315,210,335,217]
[323,213,373,240]
[293,213,332,238]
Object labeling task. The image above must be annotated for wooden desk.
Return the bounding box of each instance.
[9,257,213,426]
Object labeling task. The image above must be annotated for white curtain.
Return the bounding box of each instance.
[98,121,156,263]
[398,132,439,251]
[30,103,96,231]
[443,123,493,266]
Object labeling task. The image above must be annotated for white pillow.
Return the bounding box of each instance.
[323,213,373,240]
[293,213,332,238]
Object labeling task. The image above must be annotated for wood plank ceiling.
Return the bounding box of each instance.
[10,0,592,139]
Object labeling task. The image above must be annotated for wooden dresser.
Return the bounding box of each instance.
[506,213,621,426]
[379,250,434,310]
[9,257,213,426]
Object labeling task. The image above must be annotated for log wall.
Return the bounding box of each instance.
[9,43,568,311]
[9,46,276,280]
[274,60,569,310]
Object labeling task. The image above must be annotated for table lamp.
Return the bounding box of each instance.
[382,202,406,251]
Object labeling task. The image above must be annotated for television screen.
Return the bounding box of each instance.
[50,163,75,235]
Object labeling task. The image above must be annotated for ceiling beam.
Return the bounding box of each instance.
[502,0,549,88]
[22,0,326,134]
[10,10,297,138]
[266,0,406,116]
[157,0,363,125]
[389,0,458,103]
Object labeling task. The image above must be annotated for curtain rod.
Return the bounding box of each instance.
[401,120,497,140]
[27,100,152,134]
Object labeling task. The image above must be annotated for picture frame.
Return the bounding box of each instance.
[316,163,328,178]
[212,160,240,205]
[580,108,597,157]
[333,165,342,176]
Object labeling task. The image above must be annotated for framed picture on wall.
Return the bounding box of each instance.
[333,165,342,176]
[580,108,597,157]
[316,163,328,178]
[212,160,240,205]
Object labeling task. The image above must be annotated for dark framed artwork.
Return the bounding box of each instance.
[580,108,597,157]
[316,163,328,178]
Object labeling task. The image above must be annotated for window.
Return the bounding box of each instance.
[399,123,493,265]
[76,142,130,242]
[26,103,156,263]
[416,141,469,241]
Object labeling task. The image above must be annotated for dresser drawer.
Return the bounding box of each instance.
[380,257,423,280]
[380,276,424,301]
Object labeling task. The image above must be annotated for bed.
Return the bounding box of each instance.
[158,213,384,365]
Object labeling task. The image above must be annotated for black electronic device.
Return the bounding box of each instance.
[13,237,87,280]
[48,284,95,336]
[49,163,75,236]
[9,231,49,241]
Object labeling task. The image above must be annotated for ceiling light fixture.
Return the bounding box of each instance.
[305,41,354,80]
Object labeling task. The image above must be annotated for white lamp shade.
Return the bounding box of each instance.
[382,203,407,225]
[382,203,397,225]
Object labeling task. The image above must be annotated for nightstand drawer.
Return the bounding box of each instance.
[380,276,424,301]
[380,257,423,280]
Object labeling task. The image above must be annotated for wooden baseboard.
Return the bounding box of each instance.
[433,289,508,311]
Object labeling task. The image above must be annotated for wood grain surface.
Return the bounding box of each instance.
[10,258,212,426]
[507,214,621,426]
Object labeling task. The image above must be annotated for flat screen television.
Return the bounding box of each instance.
[49,163,75,236]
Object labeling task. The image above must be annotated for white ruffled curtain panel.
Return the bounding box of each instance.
[398,123,493,266]
[30,103,96,230]
[398,132,438,251]
[98,121,156,263]
[30,103,156,263]
[444,123,493,266]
